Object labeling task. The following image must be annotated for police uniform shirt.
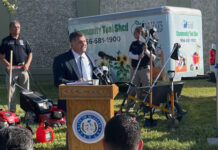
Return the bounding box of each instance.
[129,40,150,68]
[0,35,32,65]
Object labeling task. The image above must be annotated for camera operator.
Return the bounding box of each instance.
[126,26,156,113]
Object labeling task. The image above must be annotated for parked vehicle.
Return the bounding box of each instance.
[68,6,204,82]
[208,43,216,82]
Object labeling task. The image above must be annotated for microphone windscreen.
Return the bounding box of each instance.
[101,66,109,72]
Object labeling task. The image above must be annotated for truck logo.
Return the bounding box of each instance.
[183,20,193,29]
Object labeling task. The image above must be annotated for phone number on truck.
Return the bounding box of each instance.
[86,36,121,45]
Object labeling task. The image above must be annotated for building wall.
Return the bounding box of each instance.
[10,0,77,74]
[191,0,216,73]
[100,0,165,14]
[1,0,215,76]
[0,2,10,74]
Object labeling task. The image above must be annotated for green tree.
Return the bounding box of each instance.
[1,0,18,13]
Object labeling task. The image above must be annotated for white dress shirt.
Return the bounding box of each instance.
[72,49,92,81]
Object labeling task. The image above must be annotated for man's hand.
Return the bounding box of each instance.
[143,44,148,52]
[24,63,30,71]
[139,53,144,59]
[78,78,85,81]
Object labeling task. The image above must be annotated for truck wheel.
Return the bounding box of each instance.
[208,72,216,82]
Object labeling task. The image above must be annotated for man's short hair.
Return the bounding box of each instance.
[9,20,20,28]
[0,126,33,150]
[69,31,85,42]
[104,114,141,150]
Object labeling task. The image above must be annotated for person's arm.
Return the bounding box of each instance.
[24,52,32,71]
[129,42,145,60]
[0,40,10,69]
[0,54,10,68]
[53,56,73,87]
[128,51,139,60]
[143,44,157,60]
[144,49,156,60]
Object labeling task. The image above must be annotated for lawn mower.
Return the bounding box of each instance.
[19,87,66,128]
[0,109,21,129]
[6,50,66,128]
[0,109,35,134]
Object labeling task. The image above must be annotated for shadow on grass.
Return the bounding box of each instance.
[182,79,216,88]
[137,95,218,150]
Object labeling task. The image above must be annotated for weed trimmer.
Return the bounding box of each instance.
[115,27,157,115]
[134,43,180,123]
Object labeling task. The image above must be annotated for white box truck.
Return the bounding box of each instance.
[68,6,203,82]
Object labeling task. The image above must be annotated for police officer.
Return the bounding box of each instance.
[0,20,32,113]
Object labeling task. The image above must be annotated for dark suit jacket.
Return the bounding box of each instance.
[53,49,96,111]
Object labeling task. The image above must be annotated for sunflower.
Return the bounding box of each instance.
[122,55,128,62]
[116,55,121,61]
[104,57,109,61]
[100,61,105,66]
[119,60,125,66]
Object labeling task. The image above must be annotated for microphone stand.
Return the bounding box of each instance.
[108,60,114,84]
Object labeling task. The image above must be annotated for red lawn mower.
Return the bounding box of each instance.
[0,109,35,134]
[0,109,21,129]
[19,90,66,128]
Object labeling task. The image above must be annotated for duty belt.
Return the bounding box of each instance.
[13,62,25,69]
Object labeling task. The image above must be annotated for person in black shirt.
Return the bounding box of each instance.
[0,20,32,113]
[126,26,156,113]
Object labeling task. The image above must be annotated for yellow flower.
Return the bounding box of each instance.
[116,55,121,61]
[122,55,128,62]
[100,61,105,66]
[104,57,109,61]
[119,60,125,66]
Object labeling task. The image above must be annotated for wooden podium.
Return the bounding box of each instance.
[59,84,119,150]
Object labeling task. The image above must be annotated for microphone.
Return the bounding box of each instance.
[93,67,103,78]
[93,67,106,85]
[101,66,112,85]
[98,51,116,61]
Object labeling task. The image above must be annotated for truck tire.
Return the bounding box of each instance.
[208,72,216,82]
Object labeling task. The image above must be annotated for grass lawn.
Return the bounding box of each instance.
[0,78,218,150]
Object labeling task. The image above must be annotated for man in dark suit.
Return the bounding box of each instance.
[53,31,96,149]
[53,31,96,111]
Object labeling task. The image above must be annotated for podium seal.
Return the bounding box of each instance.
[72,110,106,144]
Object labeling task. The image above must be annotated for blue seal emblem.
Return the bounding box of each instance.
[73,110,106,144]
